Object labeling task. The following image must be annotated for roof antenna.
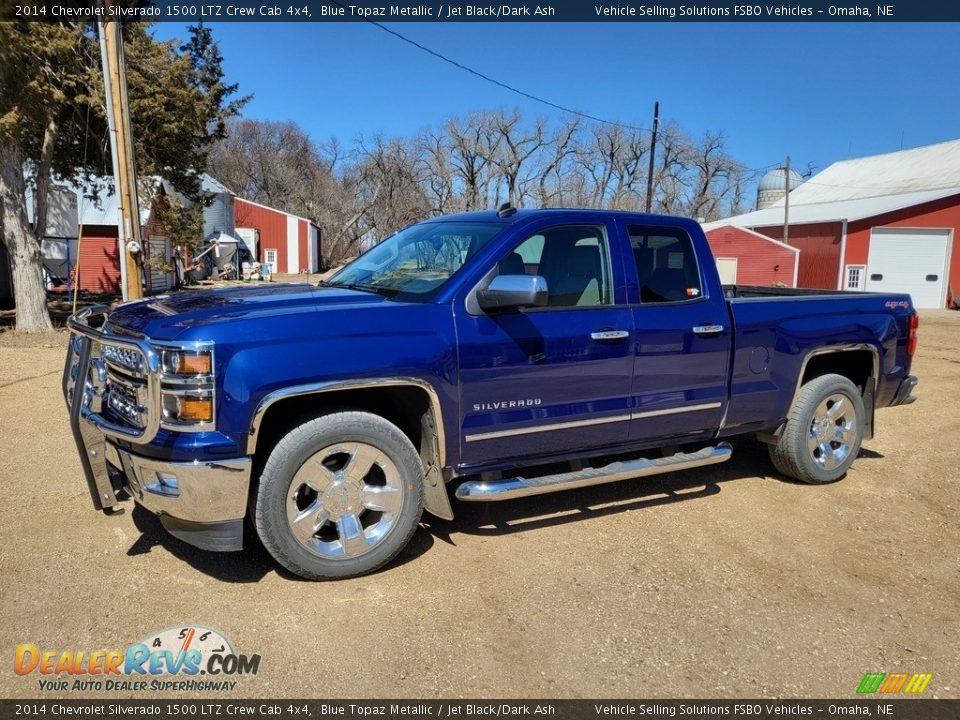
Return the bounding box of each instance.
[497,202,517,218]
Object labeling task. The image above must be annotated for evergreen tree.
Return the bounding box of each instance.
[0,21,247,332]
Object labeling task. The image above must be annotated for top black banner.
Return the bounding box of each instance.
[2,0,960,22]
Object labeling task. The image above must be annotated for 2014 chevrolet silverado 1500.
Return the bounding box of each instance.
[64,208,920,579]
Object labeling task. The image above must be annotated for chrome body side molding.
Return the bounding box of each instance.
[464,402,723,443]
[632,402,722,420]
[464,414,632,443]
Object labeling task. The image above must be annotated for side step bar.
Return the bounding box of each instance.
[455,442,733,502]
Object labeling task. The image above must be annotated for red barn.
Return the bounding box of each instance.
[704,224,799,287]
[717,138,960,308]
[234,198,321,274]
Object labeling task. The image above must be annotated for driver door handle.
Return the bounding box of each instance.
[591,330,630,341]
[692,324,725,336]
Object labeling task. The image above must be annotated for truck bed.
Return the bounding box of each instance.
[719,286,915,437]
[725,284,864,299]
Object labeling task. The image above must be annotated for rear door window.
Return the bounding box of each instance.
[628,225,703,303]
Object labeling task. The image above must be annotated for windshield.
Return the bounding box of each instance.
[325,221,505,300]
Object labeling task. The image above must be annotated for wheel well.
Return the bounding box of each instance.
[247,384,453,522]
[251,386,432,465]
[801,349,875,392]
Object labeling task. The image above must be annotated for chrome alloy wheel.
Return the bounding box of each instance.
[807,393,857,471]
[285,442,404,559]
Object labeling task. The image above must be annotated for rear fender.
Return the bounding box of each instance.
[759,344,879,443]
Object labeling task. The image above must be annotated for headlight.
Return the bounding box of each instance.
[157,344,215,430]
[161,393,214,424]
[161,349,212,376]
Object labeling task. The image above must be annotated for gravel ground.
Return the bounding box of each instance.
[0,311,957,700]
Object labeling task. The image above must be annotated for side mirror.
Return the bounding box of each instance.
[476,274,548,312]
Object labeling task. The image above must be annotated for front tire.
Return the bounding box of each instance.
[254,411,425,580]
[768,373,865,484]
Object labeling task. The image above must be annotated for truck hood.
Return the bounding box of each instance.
[105,284,387,340]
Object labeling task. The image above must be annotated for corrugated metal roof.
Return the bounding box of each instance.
[704,223,800,253]
[720,188,960,227]
[234,196,312,224]
[33,173,233,229]
[200,174,234,196]
[70,177,155,227]
[722,137,960,227]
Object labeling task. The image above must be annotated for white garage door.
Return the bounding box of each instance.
[866,228,950,309]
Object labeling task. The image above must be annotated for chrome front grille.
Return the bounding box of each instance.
[65,304,216,443]
[105,372,148,429]
[64,306,162,444]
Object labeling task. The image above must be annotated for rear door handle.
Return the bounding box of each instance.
[591,330,630,341]
[692,325,725,336]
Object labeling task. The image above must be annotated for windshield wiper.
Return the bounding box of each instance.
[324,281,385,295]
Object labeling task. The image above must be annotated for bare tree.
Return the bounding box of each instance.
[209,110,753,265]
[651,123,689,215]
[537,118,580,207]
[356,135,430,242]
[685,131,741,221]
[446,112,501,211]
[490,110,546,207]
[209,119,328,218]
[415,128,456,215]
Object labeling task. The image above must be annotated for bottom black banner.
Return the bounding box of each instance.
[2,699,958,720]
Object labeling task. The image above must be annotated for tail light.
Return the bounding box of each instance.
[907,312,919,356]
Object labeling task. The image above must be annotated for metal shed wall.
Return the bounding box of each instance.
[752,222,843,289]
[705,225,799,287]
[235,198,289,272]
[203,192,235,238]
[75,226,121,293]
[234,198,319,274]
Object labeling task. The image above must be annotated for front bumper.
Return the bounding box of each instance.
[63,306,251,552]
[889,375,918,407]
[106,443,251,551]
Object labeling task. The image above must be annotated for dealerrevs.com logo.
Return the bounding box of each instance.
[14,625,261,693]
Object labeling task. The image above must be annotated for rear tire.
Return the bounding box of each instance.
[768,373,865,484]
[254,410,425,580]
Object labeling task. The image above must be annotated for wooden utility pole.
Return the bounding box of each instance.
[644,101,659,213]
[100,15,142,300]
[783,155,791,246]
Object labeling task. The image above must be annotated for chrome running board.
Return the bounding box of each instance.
[454,442,733,502]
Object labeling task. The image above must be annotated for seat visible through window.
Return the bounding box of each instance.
[629,226,702,303]
[498,251,525,276]
[547,245,602,306]
[495,225,610,308]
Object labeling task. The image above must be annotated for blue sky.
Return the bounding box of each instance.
[154,22,959,184]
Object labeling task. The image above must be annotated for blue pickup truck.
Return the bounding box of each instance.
[64,208,919,579]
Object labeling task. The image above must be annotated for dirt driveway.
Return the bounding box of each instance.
[1,312,957,699]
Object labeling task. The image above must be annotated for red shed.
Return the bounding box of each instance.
[704,224,799,287]
[234,198,321,274]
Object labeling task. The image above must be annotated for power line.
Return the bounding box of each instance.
[335,7,648,132]
[744,161,782,177]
